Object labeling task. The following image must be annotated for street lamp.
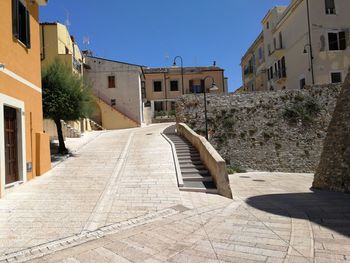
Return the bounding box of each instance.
[203,76,219,141]
[172,56,184,95]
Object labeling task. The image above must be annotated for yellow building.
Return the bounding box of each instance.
[0,0,51,197]
[144,66,227,116]
[40,22,91,137]
[40,22,83,75]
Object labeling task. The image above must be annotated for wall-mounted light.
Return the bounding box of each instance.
[0,64,5,71]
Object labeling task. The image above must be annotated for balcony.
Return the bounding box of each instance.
[272,69,287,83]
[58,54,82,75]
[244,66,254,76]
[270,45,285,57]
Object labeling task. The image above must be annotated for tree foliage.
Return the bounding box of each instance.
[42,59,95,153]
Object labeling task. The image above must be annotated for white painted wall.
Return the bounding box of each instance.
[84,57,144,124]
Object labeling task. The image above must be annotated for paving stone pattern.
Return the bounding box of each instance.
[1,124,350,262]
[28,173,350,263]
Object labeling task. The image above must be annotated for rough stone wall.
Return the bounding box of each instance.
[313,74,350,192]
[176,85,342,173]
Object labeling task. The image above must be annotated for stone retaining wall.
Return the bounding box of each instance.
[313,73,350,192]
[176,85,342,173]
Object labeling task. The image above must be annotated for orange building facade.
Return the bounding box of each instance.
[0,0,50,197]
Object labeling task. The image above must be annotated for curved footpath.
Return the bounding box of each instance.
[0,124,350,263]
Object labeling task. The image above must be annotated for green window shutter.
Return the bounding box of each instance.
[12,0,19,38]
[25,9,31,48]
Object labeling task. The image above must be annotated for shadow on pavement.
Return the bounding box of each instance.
[246,189,350,237]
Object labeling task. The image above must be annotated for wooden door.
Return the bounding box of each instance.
[4,106,18,184]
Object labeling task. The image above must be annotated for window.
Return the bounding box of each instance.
[141,81,146,99]
[108,76,116,88]
[266,21,270,29]
[300,78,306,89]
[12,0,31,48]
[170,80,179,91]
[153,81,162,92]
[267,68,270,81]
[325,0,336,14]
[270,66,273,80]
[279,32,283,49]
[281,56,287,78]
[331,72,342,83]
[268,44,271,55]
[273,38,277,50]
[154,101,163,112]
[258,47,263,61]
[111,99,116,106]
[328,31,346,50]
[170,101,176,111]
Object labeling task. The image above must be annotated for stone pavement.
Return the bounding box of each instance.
[0,124,181,257]
[1,124,350,262]
[16,172,350,262]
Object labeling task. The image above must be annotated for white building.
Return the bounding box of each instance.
[84,56,146,129]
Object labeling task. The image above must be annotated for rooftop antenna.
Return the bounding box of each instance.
[65,10,71,29]
[83,36,90,48]
[213,61,217,67]
[164,52,170,67]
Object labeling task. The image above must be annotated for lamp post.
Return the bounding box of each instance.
[303,43,315,85]
[305,0,315,85]
[172,56,184,95]
[203,76,219,141]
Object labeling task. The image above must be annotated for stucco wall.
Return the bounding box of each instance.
[0,0,50,186]
[85,57,143,126]
[176,84,341,173]
[145,69,225,102]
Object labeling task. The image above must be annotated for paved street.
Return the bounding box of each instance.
[0,125,350,262]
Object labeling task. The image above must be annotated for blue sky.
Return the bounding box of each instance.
[40,0,291,92]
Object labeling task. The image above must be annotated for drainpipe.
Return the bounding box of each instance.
[41,25,45,61]
[306,0,315,85]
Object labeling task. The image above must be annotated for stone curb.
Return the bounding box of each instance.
[0,208,179,263]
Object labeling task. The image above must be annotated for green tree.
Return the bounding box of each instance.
[42,59,94,154]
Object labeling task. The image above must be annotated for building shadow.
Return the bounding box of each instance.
[246,189,350,237]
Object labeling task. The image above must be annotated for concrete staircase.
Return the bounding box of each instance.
[164,126,218,194]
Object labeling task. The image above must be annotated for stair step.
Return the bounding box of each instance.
[182,173,212,182]
[176,150,198,154]
[178,157,201,162]
[178,158,203,166]
[180,164,206,169]
[181,181,217,190]
[182,169,209,175]
[177,152,200,156]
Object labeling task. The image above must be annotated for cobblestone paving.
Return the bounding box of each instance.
[1,124,350,262]
[26,173,350,263]
[0,124,181,256]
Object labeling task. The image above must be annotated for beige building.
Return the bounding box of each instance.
[241,0,350,91]
[241,32,267,92]
[84,56,145,129]
[144,66,227,115]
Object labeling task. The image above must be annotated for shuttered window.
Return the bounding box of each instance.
[328,31,346,51]
[12,0,31,48]
[325,0,336,14]
[108,76,116,88]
